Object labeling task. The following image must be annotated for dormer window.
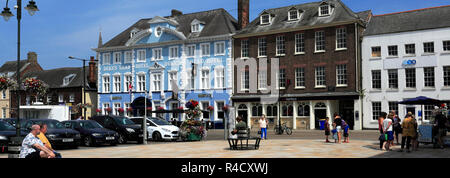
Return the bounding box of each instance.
[260,14,271,25]
[319,4,332,16]
[63,74,76,86]
[192,24,200,32]
[130,29,139,38]
[288,9,299,21]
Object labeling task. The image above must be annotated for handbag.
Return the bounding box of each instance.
[257,131,262,135]
[379,134,385,141]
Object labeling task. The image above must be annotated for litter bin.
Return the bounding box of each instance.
[319,119,326,130]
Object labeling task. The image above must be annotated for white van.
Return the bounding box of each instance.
[129,117,179,141]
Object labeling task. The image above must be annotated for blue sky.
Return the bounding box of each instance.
[1,0,449,70]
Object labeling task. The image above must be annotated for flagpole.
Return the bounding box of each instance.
[143,90,147,145]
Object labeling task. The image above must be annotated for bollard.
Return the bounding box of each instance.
[8,137,24,159]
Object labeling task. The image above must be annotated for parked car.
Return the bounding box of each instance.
[0,120,27,153]
[22,119,81,149]
[2,118,24,128]
[62,120,119,147]
[91,115,144,144]
[129,117,179,141]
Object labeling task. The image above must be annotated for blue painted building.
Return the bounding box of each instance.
[93,9,238,128]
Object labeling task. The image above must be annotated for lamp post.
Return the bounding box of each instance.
[1,0,39,158]
[68,56,98,119]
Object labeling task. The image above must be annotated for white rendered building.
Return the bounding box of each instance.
[361,6,450,129]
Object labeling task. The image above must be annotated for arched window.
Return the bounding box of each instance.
[315,102,326,109]
[282,103,293,117]
[298,102,310,116]
[252,104,263,117]
[266,105,277,117]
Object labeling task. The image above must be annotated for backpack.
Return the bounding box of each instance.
[341,119,348,127]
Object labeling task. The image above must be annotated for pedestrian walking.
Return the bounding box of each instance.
[411,115,419,151]
[333,115,343,144]
[19,125,55,159]
[342,119,350,143]
[391,110,402,145]
[382,113,394,151]
[378,112,387,150]
[399,113,416,153]
[259,114,268,140]
[324,117,331,143]
[434,114,448,149]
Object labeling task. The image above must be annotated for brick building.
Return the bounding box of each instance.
[10,58,98,120]
[231,0,370,130]
[0,52,43,119]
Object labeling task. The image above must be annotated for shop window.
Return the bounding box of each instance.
[298,103,310,117]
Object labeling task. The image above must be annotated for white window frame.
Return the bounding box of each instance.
[444,66,450,87]
[69,94,75,103]
[214,42,226,56]
[242,70,249,91]
[336,64,347,87]
[295,33,305,54]
[423,42,435,54]
[371,46,381,58]
[113,75,121,93]
[405,68,416,88]
[137,50,146,62]
[215,67,225,89]
[125,103,132,117]
[103,53,111,65]
[113,103,121,116]
[388,45,398,57]
[336,28,347,50]
[444,40,450,52]
[372,102,382,121]
[372,70,381,89]
[260,14,271,25]
[201,69,210,90]
[186,45,196,57]
[152,48,162,61]
[168,72,177,91]
[315,31,325,52]
[295,68,305,89]
[288,10,299,21]
[258,70,267,90]
[124,51,133,64]
[1,90,6,99]
[137,74,146,92]
[152,73,162,92]
[241,40,249,58]
[187,69,195,90]
[424,67,435,88]
[258,38,267,57]
[276,35,286,56]
[192,24,200,33]
[405,44,416,56]
[201,43,210,57]
[279,69,286,89]
[169,46,179,60]
[388,69,398,89]
[113,52,122,64]
[103,103,110,115]
[103,75,111,93]
[124,74,132,92]
[315,67,326,88]
[319,4,331,17]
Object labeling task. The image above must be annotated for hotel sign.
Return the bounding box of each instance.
[384,55,437,70]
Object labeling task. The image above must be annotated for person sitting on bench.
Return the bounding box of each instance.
[231,116,249,138]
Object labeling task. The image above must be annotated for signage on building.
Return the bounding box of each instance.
[112,96,122,100]
[383,55,437,70]
[402,59,417,66]
[198,94,212,98]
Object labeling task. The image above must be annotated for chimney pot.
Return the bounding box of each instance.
[171,9,183,17]
[88,56,97,84]
[27,52,37,63]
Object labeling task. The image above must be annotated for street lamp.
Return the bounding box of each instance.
[68,56,98,120]
[1,0,39,158]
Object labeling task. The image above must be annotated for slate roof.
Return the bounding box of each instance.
[235,0,363,37]
[23,67,95,89]
[102,8,238,48]
[0,60,29,75]
[364,5,450,36]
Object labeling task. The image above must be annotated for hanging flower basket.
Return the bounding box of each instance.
[146,107,153,111]
[157,107,164,111]
[0,76,16,91]
[105,107,112,112]
[207,106,214,111]
[180,100,204,141]
[184,100,202,119]
[96,109,102,113]
[222,105,229,112]
[127,108,133,112]
[118,108,125,113]
[22,78,48,96]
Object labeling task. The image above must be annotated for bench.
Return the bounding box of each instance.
[227,128,261,150]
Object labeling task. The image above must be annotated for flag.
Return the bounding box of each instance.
[128,83,133,94]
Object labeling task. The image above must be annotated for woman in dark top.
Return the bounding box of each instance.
[333,115,343,144]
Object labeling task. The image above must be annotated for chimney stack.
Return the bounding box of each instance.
[171,9,183,17]
[27,52,37,63]
[88,56,97,85]
[238,0,250,30]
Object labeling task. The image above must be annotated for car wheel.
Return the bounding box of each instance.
[118,134,127,144]
[84,137,93,147]
[153,132,162,142]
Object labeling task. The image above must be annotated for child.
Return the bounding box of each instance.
[324,117,331,143]
[342,119,350,143]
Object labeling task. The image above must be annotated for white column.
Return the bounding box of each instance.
[247,102,251,128]
[309,101,314,130]
[293,102,297,130]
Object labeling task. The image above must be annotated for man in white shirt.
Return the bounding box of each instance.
[20,125,55,159]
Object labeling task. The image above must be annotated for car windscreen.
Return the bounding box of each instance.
[40,120,65,129]
[150,118,171,126]
[80,121,103,129]
[113,117,135,125]
[0,121,15,131]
